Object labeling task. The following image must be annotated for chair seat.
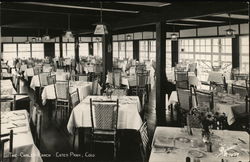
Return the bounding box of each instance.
[93,129,116,135]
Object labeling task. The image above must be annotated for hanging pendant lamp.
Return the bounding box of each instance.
[171,24,178,41]
[225,13,235,38]
[94,2,108,35]
[65,14,73,38]
[43,28,50,40]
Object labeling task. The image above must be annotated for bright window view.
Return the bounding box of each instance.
[179,38,232,81]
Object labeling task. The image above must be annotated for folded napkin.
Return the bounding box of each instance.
[10,115,26,121]
[154,135,174,148]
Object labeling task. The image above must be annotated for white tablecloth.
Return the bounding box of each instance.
[30,72,70,90]
[41,81,101,105]
[1,79,17,95]
[207,71,224,84]
[149,127,249,162]
[214,94,246,125]
[1,110,43,162]
[169,90,246,125]
[67,95,142,134]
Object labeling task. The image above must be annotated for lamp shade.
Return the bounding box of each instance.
[225,28,235,38]
[65,30,73,38]
[43,35,50,40]
[171,33,178,41]
[94,24,108,35]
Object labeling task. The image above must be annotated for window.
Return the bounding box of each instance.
[66,43,75,58]
[126,41,133,59]
[18,44,31,59]
[93,42,102,58]
[179,38,232,81]
[112,41,133,60]
[113,42,119,59]
[166,40,172,72]
[139,40,156,62]
[2,44,17,61]
[240,36,249,73]
[55,43,75,58]
[79,43,89,59]
[32,43,44,59]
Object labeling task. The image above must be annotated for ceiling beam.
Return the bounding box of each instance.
[17,2,139,13]
[112,2,247,30]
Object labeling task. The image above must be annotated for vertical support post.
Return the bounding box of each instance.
[156,18,167,126]
[59,36,63,58]
[102,26,113,87]
[171,40,179,67]
[75,35,80,63]
[232,36,240,69]
[89,42,94,56]
[133,40,139,61]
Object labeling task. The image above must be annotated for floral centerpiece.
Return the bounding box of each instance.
[188,108,228,138]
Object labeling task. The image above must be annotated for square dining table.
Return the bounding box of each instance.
[1,110,43,162]
[67,95,142,134]
[149,127,249,162]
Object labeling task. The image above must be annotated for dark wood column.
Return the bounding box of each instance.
[232,36,240,69]
[44,43,55,58]
[89,42,94,56]
[155,18,167,126]
[133,40,139,61]
[171,40,179,67]
[75,36,80,63]
[102,27,113,85]
[59,36,63,58]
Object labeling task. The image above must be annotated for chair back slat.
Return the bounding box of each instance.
[92,79,99,95]
[194,89,214,112]
[54,81,69,100]
[113,71,121,88]
[70,89,80,108]
[78,75,88,82]
[90,99,119,130]
[0,129,13,162]
[232,84,248,98]
[47,75,56,85]
[139,122,149,162]
[136,71,148,87]
[176,88,192,111]
[38,72,50,87]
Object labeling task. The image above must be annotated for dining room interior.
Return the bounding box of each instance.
[0,1,250,162]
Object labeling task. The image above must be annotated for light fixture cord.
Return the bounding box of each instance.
[228,13,231,28]
[100,2,103,23]
[68,14,71,30]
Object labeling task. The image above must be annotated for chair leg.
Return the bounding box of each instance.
[73,128,76,151]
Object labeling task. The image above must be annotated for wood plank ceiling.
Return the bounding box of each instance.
[1,1,248,37]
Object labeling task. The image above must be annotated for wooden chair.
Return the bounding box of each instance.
[77,74,88,82]
[38,72,50,87]
[175,71,189,89]
[193,88,214,112]
[232,83,248,99]
[31,106,42,148]
[234,73,249,81]
[33,66,42,75]
[90,98,119,160]
[54,80,70,122]
[0,130,13,162]
[69,89,80,151]
[47,75,56,85]
[0,97,14,112]
[113,70,121,88]
[107,72,114,86]
[176,87,193,111]
[139,121,150,162]
[92,79,99,95]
